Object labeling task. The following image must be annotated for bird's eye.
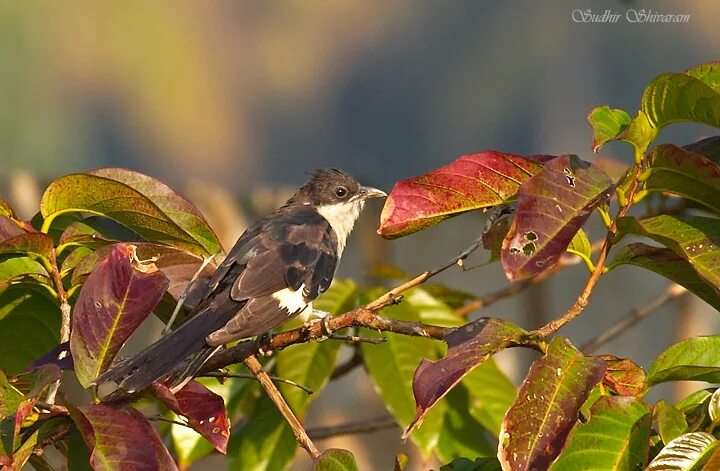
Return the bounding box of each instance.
[335,186,348,198]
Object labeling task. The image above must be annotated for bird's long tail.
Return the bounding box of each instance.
[95,302,235,395]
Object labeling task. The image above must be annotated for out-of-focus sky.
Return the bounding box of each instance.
[2,1,718,191]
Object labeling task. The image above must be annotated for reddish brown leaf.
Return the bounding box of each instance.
[0,215,24,241]
[598,355,646,397]
[405,318,526,436]
[502,155,614,281]
[0,233,54,261]
[151,381,230,454]
[70,244,169,387]
[499,337,606,471]
[71,242,214,302]
[378,151,553,239]
[72,404,178,471]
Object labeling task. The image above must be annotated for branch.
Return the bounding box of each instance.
[203,233,485,372]
[244,355,320,459]
[45,249,71,405]
[535,171,643,337]
[307,415,398,439]
[581,284,687,353]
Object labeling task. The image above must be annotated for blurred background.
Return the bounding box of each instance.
[2,0,719,469]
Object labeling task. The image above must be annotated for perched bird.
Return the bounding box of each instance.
[96,168,386,394]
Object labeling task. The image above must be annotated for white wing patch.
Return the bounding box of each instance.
[272,283,309,315]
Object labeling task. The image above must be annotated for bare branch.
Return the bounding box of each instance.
[581,284,687,353]
[244,355,321,459]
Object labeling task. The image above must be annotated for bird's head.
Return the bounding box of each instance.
[288,169,386,251]
[289,168,386,207]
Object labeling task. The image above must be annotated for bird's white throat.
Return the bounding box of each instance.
[316,200,365,256]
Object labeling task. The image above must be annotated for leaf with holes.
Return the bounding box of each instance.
[41,169,222,257]
[313,449,360,471]
[646,336,720,387]
[550,396,650,470]
[407,318,525,436]
[71,404,178,471]
[501,155,613,281]
[609,243,720,311]
[499,337,606,471]
[378,151,553,238]
[648,432,717,470]
[70,244,169,387]
[643,144,720,214]
[152,381,230,454]
[615,216,720,295]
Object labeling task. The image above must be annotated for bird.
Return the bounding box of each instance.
[95,168,386,395]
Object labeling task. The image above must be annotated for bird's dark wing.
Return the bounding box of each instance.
[205,205,338,345]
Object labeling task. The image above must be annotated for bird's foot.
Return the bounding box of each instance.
[305,309,333,341]
[256,332,274,356]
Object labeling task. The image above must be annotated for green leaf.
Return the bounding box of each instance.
[436,384,495,463]
[227,394,298,471]
[40,169,222,257]
[362,288,455,457]
[587,106,632,152]
[647,336,720,387]
[440,457,502,471]
[609,243,720,311]
[708,387,720,423]
[0,285,60,375]
[313,449,360,471]
[615,215,720,295]
[229,280,356,471]
[0,371,23,419]
[642,62,720,131]
[0,257,50,292]
[647,431,717,470]
[643,144,720,214]
[550,396,651,470]
[655,400,688,445]
[462,359,516,436]
[499,337,606,471]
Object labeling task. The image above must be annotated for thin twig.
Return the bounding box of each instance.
[199,371,314,394]
[535,170,643,337]
[581,284,687,353]
[164,256,214,335]
[244,355,321,459]
[147,415,191,428]
[307,415,398,439]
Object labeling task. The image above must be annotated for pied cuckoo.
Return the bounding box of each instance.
[96,168,386,394]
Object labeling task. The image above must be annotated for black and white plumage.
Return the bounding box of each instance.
[95,169,385,395]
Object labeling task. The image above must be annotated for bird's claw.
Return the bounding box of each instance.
[256,332,273,357]
[304,310,334,341]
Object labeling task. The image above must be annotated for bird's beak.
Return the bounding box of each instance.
[359,186,387,200]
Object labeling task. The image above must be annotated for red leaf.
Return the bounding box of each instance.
[502,155,613,280]
[72,404,178,471]
[151,381,230,454]
[378,151,552,239]
[406,318,526,437]
[70,244,169,387]
[499,337,606,471]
